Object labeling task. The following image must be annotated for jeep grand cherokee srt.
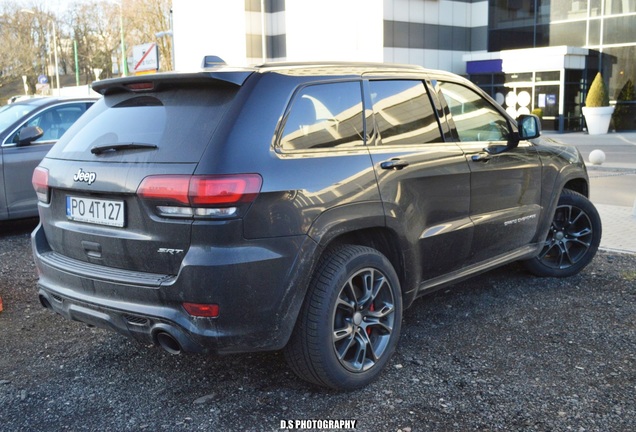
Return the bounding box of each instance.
[32,62,601,390]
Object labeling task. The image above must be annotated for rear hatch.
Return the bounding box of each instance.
[35,72,249,275]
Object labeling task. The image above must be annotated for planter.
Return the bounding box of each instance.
[582,105,615,135]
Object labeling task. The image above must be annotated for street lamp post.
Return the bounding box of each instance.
[106,0,128,76]
[51,20,60,95]
[119,2,128,76]
[155,9,175,71]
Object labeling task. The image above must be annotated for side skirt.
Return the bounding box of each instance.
[415,243,542,298]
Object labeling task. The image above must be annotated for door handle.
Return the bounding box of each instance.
[471,153,491,162]
[380,159,409,170]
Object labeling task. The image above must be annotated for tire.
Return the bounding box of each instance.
[284,245,402,390]
[524,189,601,277]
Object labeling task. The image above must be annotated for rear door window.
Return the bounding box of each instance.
[279,81,364,151]
[369,80,442,145]
[47,86,238,163]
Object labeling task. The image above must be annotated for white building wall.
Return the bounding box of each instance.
[285,0,384,62]
[171,0,482,72]
[380,0,490,74]
[172,0,383,69]
[384,48,469,73]
[172,0,246,70]
[384,0,487,28]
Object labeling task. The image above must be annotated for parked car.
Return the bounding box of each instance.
[7,94,42,104]
[31,62,601,390]
[0,97,96,221]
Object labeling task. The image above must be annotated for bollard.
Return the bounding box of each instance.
[589,149,606,165]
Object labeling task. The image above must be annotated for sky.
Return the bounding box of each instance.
[6,0,96,14]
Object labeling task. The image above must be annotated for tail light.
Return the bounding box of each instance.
[137,174,262,219]
[32,167,50,203]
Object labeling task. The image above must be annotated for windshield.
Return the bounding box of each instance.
[0,104,35,130]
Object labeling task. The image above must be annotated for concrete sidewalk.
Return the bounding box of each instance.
[543,131,636,254]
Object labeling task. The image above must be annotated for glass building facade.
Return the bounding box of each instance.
[483,0,636,131]
[174,0,635,131]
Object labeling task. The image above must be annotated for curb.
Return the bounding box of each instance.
[585,164,636,173]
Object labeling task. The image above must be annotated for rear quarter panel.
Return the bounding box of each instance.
[198,72,383,239]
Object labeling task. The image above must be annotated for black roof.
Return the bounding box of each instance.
[91,61,463,96]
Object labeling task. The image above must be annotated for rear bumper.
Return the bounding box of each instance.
[32,223,317,354]
[37,286,209,353]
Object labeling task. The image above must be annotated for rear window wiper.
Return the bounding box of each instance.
[91,143,158,155]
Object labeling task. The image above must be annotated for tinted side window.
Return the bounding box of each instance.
[439,82,509,142]
[10,103,91,144]
[280,81,364,151]
[369,80,442,145]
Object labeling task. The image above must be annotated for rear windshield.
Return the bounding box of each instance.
[47,86,238,163]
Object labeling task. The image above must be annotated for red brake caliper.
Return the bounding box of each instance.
[366,303,375,336]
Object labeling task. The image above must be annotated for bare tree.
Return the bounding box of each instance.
[71,0,173,76]
[0,1,55,93]
[66,1,122,81]
[123,0,173,72]
[0,0,173,99]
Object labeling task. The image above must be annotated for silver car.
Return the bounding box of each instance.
[0,97,95,220]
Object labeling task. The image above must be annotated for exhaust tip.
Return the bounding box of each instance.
[39,295,52,310]
[156,331,182,355]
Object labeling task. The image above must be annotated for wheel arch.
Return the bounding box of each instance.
[563,177,589,198]
[314,226,419,309]
[535,170,590,243]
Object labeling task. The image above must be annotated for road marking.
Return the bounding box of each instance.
[616,134,636,146]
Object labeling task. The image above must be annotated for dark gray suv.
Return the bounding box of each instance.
[32,62,601,390]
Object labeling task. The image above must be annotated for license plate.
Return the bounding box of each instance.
[66,196,125,227]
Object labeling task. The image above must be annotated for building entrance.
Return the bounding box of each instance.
[465,46,593,132]
[499,72,564,132]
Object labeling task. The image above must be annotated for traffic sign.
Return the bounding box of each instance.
[132,43,159,73]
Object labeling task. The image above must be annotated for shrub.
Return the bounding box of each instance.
[531,108,543,118]
[585,72,610,107]
[613,79,635,130]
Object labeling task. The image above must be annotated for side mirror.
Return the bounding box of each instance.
[517,114,541,140]
[17,126,44,146]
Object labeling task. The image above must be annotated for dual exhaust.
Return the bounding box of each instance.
[155,331,183,355]
[39,293,184,355]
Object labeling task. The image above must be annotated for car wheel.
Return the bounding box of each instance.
[524,189,601,277]
[284,245,402,390]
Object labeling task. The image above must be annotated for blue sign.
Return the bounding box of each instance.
[38,75,48,84]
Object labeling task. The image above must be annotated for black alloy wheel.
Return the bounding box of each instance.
[284,245,402,390]
[332,267,397,373]
[525,189,601,277]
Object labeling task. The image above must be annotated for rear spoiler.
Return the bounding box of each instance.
[92,69,253,95]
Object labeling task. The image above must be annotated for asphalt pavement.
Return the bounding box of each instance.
[0,133,635,432]
[543,131,636,255]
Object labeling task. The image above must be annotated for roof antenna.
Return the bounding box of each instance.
[202,56,226,68]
